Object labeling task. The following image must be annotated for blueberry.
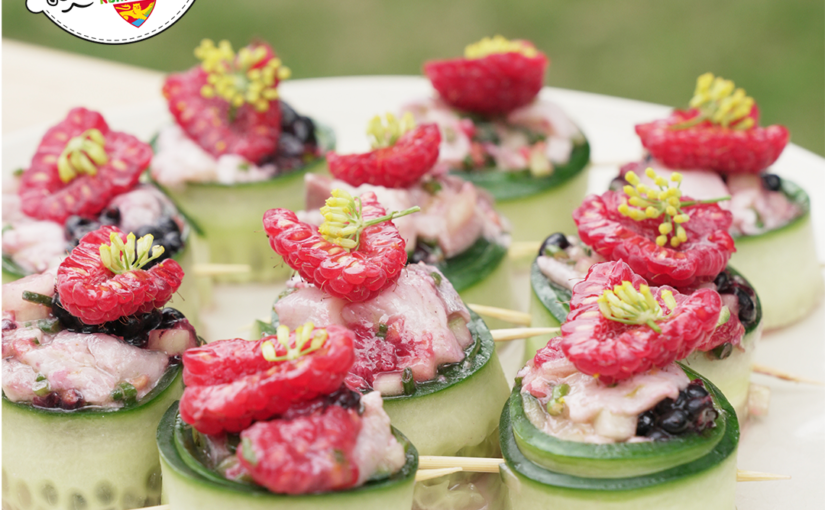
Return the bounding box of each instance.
[280,101,298,129]
[99,206,120,225]
[732,285,757,326]
[713,270,732,293]
[159,308,185,329]
[636,411,656,436]
[654,397,676,415]
[686,382,709,399]
[292,117,316,144]
[685,396,713,418]
[142,309,163,332]
[162,232,183,253]
[52,294,100,333]
[660,409,690,434]
[65,216,101,247]
[761,173,782,192]
[539,233,570,256]
[106,315,145,344]
[156,217,180,235]
[59,389,85,410]
[278,133,306,158]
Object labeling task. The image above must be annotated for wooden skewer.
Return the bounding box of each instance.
[752,363,825,386]
[468,303,532,326]
[415,467,463,481]
[508,241,542,260]
[193,263,252,277]
[491,327,560,342]
[420,456,788,482]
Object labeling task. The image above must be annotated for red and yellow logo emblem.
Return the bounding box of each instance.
[114,0,156,28]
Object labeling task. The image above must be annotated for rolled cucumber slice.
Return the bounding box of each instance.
[729,179,824,330]
[2,365,183,510]
[526,260,762,420]
[451,140,590,242]
[157,402,418,510]
[150,124,335,284]
[501,369,739,510]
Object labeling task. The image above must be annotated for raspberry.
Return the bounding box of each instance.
[263,191,409,302]
[56,226,183,325]
[18,108,152,224]
[635,109,789,174]
[559,261,723,384]
[238,404,361,494]
[573,190,735,287]
[162,41,288,164]
[424,38,548,115]
[327,124,441,188]
[179,324,355,434]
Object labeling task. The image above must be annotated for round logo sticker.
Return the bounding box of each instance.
[25,0,196,45]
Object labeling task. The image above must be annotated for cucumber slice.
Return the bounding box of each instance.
[157,402,418,510]
[729,179,824,329]
[2,365,183,510]
[150,124,335,284]
[525,260,763,420]
[500,368,739,510]
[452,141,590,243]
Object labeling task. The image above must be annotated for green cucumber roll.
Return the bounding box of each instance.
[151,38,335,283]
[162,322,417,509]
[527,234,763,419]
[2,227,201,510]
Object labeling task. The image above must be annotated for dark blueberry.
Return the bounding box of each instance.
[278,133,306,158]
[156,217,180,235]
[654,397,676,415]
[65,216,101,247]
[142,309,163,333]
[325,387,362,411]
[32,392,61,409]
[159,308,185,329]
[539,233,570,256]
[686,381,709,399]
[162,232,183,253]
[59,389,85,410]
[279,101,298,129]
[648,429,671,441]
[673,391,687,409]
[659,409,690,434]
[761,173,782,192]
[99,206,121,225]
[105,315,145,344]
[2,319,16,331]
[685,396,714,418]
[291,117,316,144]
[732,285,757,326]
[636,411,656,436]
[713,270,732,293]
[409,240,443,265]
[52,294,101,333]
[135,224,163,240]
[710,342,733,360]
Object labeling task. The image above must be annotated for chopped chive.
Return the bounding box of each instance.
[21,291,54,308]
[111,381,138,406]
[547,383,570,416]
[35,373,47,382]
[430,272,442,286]
[37,318,62,334]
[376,323,388,338]
[402,367,416,395]
[33,379,50,397]
[13,168,24,177]
[422,180,442,195]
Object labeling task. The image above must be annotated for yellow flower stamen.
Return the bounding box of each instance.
[673,73,755,130]
[99,232,164,275]
[464,35,538,59]
[261,322,329,362]
[194,39,289,113]
[367,112,416,150]
[57,129,108,184]
[597,281,675,333]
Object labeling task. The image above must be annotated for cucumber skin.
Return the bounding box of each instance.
[500,371,739,510]
[526,259,762,421]
[2,366,183,510]
[158,403,417,510]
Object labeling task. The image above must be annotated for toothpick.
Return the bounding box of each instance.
[736,470,791,482]
[415,467,463,481]
[752,363,825,386]
[193,264,252,277]
[468,304,531,326]
[508,241,541,260]
[491,327,560,342]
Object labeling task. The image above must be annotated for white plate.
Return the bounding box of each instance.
[3,76,824,509]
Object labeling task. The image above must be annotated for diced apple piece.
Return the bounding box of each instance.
[147,328,197,356]
[3,271,56,322]
[373,372,404,397]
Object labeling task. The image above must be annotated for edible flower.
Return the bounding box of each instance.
[597,280,677,334]
[57,129,108,183]
[672,72,755,130]
[464,35,538,59]
[261,322,328,362]
[195,39,290,112]
[367,112,416,149]
[619,167,729,248]
[319,188,420,250]
[99,232,164,275]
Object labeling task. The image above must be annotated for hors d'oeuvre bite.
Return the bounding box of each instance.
[402,36,591,242]
[303,113,514,324]
[260,190,511,508]
[159,323,417,509]
[2,227,199,510]
[3,108,200,322]
[625,73,822,329]
[526,173,763,418]
[501,261,739,510]
[151,39,334,282]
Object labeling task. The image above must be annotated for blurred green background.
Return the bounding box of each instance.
[5,0,823,154]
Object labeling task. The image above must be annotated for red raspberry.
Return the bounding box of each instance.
[327,124,441,188]
[56,226,183,325]
[424,45,548,115]
[179,325,355,435]
[162,43,283,164]
[263,192,408,302]
[573,190,735,287]
[238,404,361,494]
[18,108,152,224]
[635,108,789,174]
[559,261,723,384]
